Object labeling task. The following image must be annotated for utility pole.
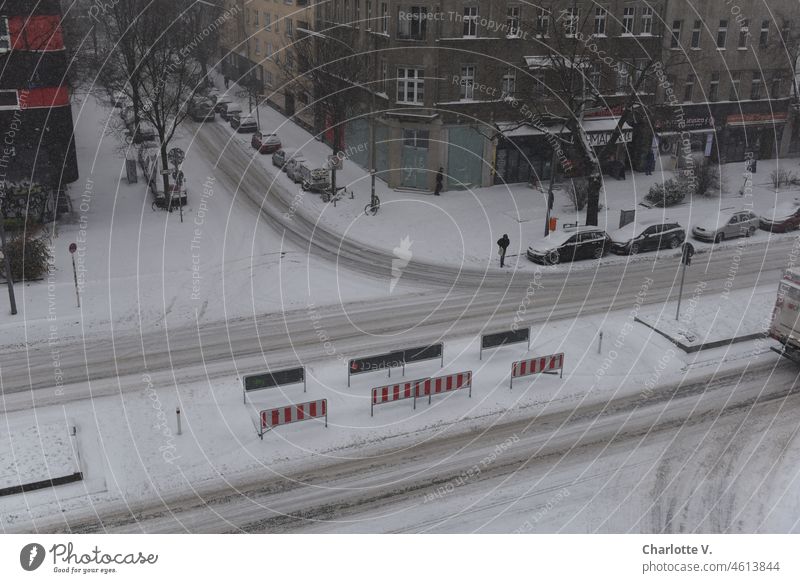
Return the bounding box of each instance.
[0,217,17,315]
[676,242,694,321]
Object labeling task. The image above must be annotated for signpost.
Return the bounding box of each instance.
[243,366,306,403]
[480,328,530,360]
[348,344,445,386]
[676,242,695,321]
[69,242,80,308]
[168,148,185,223]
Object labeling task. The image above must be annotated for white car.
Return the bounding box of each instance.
[692,209,759,243]
[286,156,308,182]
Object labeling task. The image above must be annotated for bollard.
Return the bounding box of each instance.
[176,407,182,436]
[598,331,603,354]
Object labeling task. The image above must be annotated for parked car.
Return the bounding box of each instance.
[188,98,216,121]
[213,95,233,113]
[610,220,685,255]
[527,227,612,265]
[219,101,242,121]
[760,201,800,233]
[286,156,309,183]
[231,113,258,133]
[273,148,301,171]
[251,131,281,154]
[692,209,759,243]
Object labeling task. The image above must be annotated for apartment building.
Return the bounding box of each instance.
[0,0,78,191]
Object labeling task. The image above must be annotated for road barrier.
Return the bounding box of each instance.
[371,378,429,416]
[510,353,564,389]
[348,343,444,386]
[259,398,327,438]
[243,366,306,403]
[480,328,530,359]
[416,371,472,405]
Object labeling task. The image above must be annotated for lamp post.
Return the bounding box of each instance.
[0,217,17,315]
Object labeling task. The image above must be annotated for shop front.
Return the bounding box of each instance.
[722,112,788,162]
[653,107,719,168]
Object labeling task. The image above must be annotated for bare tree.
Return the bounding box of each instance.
[488,0,687,226]
[281,22,370,197]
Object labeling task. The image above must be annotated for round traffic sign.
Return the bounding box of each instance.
[69,243,77,254]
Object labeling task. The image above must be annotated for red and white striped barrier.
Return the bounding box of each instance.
[371,378,428,416]
[259,399,328,438]
[510,353,564,388]
[416,371,472,404]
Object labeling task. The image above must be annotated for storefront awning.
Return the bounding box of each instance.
[497,118,631,140]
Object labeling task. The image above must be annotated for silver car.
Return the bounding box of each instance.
[692,209,759,243]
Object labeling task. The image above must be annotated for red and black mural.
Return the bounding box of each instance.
[0,0,78,186]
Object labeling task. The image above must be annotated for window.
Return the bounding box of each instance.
[285,52,294,71]
[671,20,682,48]
[616,62,630,93]
[536,8,550,36]
[459,65,475,99]
[532,70,546,96]
[750,72,762,99]
[355,0,360,28]
[398,6,427,40]
[502,69,516,98]
[717,19,727,48]
[264,13,271,30]
[381,2,388,33]
[0,89,19,109]
[463,6,478,37]
[594,7,607,36]
[683,74,695,102]
[397,67,424,103]
[344,0,349,23]
[771,76,784,98]
[403,129,429,149]
[507,6,521,37]
[0,16,8,52]
[381,59,387,91]
[622,7,634,35]
[286,19,293,37]
[366,0,372,29]
[691,20,701,48]
[265,70,273,87]
[274,17,279,33]
[564,8,578,37]
[729,71,740,100]
[738,19,749,48]
[640,7,653,35]
[255,38,260,55]
[254,10,259,26]
[267,43,274,59]
[709,71,719,101]
[589,63,601,89]
[759,20,769,47]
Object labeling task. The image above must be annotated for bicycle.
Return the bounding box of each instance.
[364,193,380,216]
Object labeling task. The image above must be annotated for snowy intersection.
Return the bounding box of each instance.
[2,89,800,534]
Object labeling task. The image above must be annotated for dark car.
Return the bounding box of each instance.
[527,227,612,265]
[760,202,800,233]
[609,220,685,254]
[188,98,216,122]
[230,112,258,133]
[251,131,281,154]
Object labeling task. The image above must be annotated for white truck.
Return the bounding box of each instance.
[769,267,800,361]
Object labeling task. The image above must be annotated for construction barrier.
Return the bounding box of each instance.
[510,353,564,389]
[259,398,327,438]
[416,371,472,404]
[480,328,530,359]
[371,378,428,416]
[348,343,445,386]
[243,366,305,403]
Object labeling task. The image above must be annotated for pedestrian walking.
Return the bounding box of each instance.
[497,234,510,268]
[434,167,444,195]
[224,75,230,89]
[645,149,655,176]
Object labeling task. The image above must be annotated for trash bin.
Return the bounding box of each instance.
[549,217,558,232]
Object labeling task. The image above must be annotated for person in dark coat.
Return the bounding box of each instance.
[434,167,444,195]
[645,149,655,175]
[224,75,230,89]
[497,234,510,268]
